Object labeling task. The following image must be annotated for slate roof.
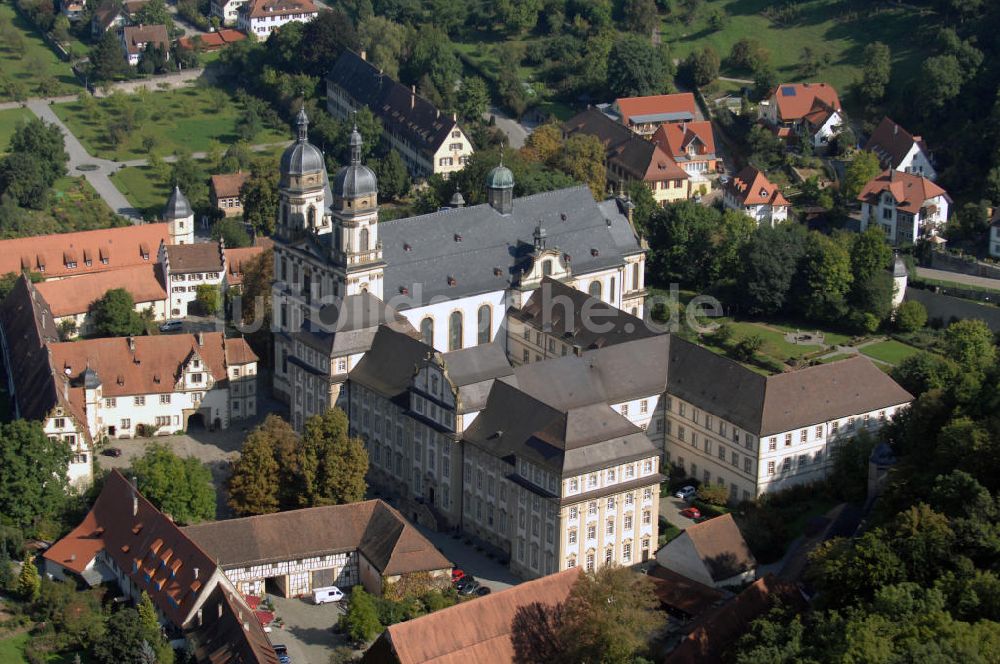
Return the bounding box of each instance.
[682,513,757,582]
[0,223,170,279]
[564,108,689,183]
[181,500,451,576]
[614,93,697,126]
[439,343,513,414]
[379,186,643,307]
[348,325,432,398]
[362,568,581,664]
[164,241,225,273]
[857,169,950,215]
[511,277,657,351]
[295,293,419,359]
[864,117,930,171]
[724,166,790,207]
[35,263,167,316]
[326,49,463,160]
[770,83,841,121]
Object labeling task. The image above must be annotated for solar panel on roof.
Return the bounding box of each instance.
[781,86,797,96]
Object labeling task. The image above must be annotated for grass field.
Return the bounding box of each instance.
[52,86,289,161]
[860,339,921,366]
[110,164,172,214]
[0,106,33,152]
[661,0,929,97]
[0,2,79,101]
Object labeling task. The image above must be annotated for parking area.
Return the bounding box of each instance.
[409,521,520,593]
[659,492,699,532]
[267,595,348,664]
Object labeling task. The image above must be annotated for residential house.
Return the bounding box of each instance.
[858,170,951,245]
[652,120,718,191]
[182,501,452,598]
[35,263,169,338]
[90,0,147,37]
[210,172,249,218]
[60,0,87,21]
[655,513,757,588]
[611,93,698,137]
[326,50,474,179]
[759,83,843,147]
[224,239,272,292]
[210,0,248,26]
[564,108,690,205]
[177,28,246,52]
[120,24,170,67]
[722,166,790,226]
[361,568,581,664]
[237,0,317,40]
[865,116,937,180]
[160,241,226,317]
[42,471,279,663]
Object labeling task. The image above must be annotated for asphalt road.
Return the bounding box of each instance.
[916,266,1000,291]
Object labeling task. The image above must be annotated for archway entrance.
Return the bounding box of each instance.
[186,412,206,431]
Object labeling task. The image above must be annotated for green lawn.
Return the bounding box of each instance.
[0,106,33,152]
[52,86,290,161]
[661,0,928,99]
[0,633,28,663]
[816,352,855,364]
[722,320,826,361]
[0,2,79,101]
[110,164,172,215]
[860,339,921,366]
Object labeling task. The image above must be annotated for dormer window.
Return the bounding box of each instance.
[759,188,767,198]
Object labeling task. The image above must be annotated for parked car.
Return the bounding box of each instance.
[454,575,476,592]
[312,586,344,604]
[103,447,122,457]
[475,586,492,597]
[272,644,290,664]
[674,485,697,501]
[159,320,183,333]
[458,579,481,596]
[680,507,702,519]
[451,569,465,583]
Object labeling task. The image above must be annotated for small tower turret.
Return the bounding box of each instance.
[486,153,514,215]
[163,185,194,245]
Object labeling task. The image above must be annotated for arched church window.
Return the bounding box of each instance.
[307,206,316,228]
[542,260,553,277]
[449,311,463,351]
[477,305,491,345]
[359,227,369,252]
[420,317,434,347]
[589,280,602,300]
[632,264,640,291]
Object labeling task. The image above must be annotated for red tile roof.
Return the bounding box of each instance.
[363,568,581,664]
[856,169,949,215]
[864,117,929,171]
[680,513,756,582]
[652,121,716,160]
[210,172,250,200]
[724,166,789,207]
[177,28,246,51]
[0,224,170,279]
[615,93,697,126]
[43,470,220,627]
[35,263,167,317]
[225,241,271,286]
[771,83,841,122]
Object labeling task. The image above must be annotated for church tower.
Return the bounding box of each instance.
[163,185,194,245]
[331,125,384,299]
[276,109,330,241]
[486,157,514,215]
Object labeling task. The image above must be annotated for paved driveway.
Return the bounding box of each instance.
[916,266,1000,290]
[408,522,520,592]
[659,493,699,532]
[267,595,348,664]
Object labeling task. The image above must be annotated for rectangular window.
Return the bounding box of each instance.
[731,451,739,466]
[121,418,131,429]
[190,373,203,383]
[767,461,775,475]
[621,404,629,417]
[718,445,725,460]
[159,394,171,404]
[678,425,686,442]
[624,514,633,530]
[798,454,807,468]
[623,541,632,562]
[800,429,808,443]
[768,437,776,451]
[587,524,596,540]
[104,398,116,407]
[640,400,648,414]
[744,457,752,473]
[606,496,615,511]
[784,433,792,446]
[606,520,614,536]
[642,510,651,525]
[588,501,597,516]
[569,529,577,544]
[134,396,145,406]
[782,457,791,472]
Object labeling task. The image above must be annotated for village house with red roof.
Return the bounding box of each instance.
[652,120,718,189]
[864,116,937,181]
[858,170,951,245]
[722,166,790,226]
[611,92,698,137]
[759,83,845,149]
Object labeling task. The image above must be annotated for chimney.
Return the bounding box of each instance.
[243,621,250,632]
[436,109,440,119]
[218,602,223,618]
[197,609,203,627]
[196,332,204,346]
[359,49,366,61]
[69,553,76,562]
[893,123,898,136]
[132,495,138,516]
[127,336,135,352]
[411,85,416,110]
[194,567,199,579]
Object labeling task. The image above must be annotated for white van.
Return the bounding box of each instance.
[313,586,344,604]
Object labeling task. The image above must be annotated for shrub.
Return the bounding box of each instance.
[343,586,381,644]
[732,334,763,361]
[895,300,928,332]
[697,483,730,506]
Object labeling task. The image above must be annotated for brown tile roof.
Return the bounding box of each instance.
[48,332,233,403]
[187,585,280,664]
[0,224,169,279]
[864,117,929,171]
[653,121,717,160]
[165,241,225,273]
[664,574,804,664]
[210,172,250,200]
[35,264,167,317]
[770,83,841,122]
[182,500,451,576]
[681,513,756,582]
[364,568,581,664]
[177,28,246,51]
[43,470,221,627]
[244,0,317,19]
[647,565,726,618]
[856,169,950,215]
[224,240,271,286]
[564,108,688,183]
[615,93,697,126]
[122,24,169,56]
[224,336,257,366]
[801,100,838,132]
[724,166,789,207]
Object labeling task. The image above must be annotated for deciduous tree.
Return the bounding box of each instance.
[895,300,927,332]
[227,419,281,516]
[241,167,279,236]
[556,134,607,200]
[300,408,368,506]
[130,443,216,524]
[91,288,147,337]
[859,42,891,103]
[843,150,882,200]
[607,35,673,97]
[211,217,251,248]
